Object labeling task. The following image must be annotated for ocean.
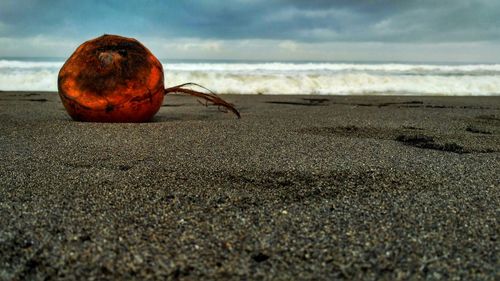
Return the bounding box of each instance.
[1,58,500,95]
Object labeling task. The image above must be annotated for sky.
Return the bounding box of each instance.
[0,0,499,62]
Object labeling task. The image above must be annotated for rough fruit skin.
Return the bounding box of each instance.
[58,34,165,122]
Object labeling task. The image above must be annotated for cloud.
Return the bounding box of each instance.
[0,35,79,57]
[0,0,499,61]
[0,21,8,33]
[167,40,223,52]
[1,35,499,62]
[2,0,500,43]
[278,40,299,51]
[0,0,500,42]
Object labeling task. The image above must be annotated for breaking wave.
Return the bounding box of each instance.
[1,59,499,95]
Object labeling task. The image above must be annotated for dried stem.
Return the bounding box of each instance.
[165,83,240,118]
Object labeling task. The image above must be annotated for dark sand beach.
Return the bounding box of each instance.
[0,92,499,280]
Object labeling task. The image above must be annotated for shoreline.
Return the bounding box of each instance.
[1,92,499,280]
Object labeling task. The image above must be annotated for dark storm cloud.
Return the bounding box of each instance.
[0,0,499,42]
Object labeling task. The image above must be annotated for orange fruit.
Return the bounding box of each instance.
[58,34,167,122]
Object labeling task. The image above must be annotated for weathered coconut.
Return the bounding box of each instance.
[58,34,239,122]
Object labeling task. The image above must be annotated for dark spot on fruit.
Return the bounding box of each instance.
[98,52,114,66]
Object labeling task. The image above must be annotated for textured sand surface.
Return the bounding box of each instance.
[0,92,499,280]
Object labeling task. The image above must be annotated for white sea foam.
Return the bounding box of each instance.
[165,62,500,75]
[1,59,500,95]
[166,71,500,95]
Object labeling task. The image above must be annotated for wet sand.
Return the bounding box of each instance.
[0,91,499,280]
